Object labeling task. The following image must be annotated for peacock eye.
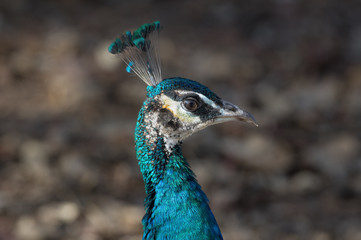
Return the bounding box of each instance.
[182,97,200,112]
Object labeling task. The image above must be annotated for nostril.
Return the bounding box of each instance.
[223,101,238,112]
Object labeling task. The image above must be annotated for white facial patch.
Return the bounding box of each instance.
[157,91,239,154]
[173,90,226,114]
[173,90,217,106]
[159,94,202,124]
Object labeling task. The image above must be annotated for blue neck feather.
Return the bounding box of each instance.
[135,88,223,239]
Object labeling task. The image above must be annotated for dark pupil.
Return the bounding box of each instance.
[183,99,198,111]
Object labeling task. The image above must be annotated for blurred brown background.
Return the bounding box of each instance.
[0,0,360,239]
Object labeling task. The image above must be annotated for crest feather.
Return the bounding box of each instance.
[109,21,162,86]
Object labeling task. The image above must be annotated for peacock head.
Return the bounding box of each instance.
[109,21,257,150]
[142,77,257,146]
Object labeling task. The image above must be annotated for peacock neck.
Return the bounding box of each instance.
[134,99,193,199]
[134,101,223,239]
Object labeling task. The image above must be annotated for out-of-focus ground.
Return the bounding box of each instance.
[0,0,360,239]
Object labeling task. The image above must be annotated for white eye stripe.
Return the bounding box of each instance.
[173,90,220,110]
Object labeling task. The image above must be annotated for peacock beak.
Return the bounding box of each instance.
[217,100,258,126]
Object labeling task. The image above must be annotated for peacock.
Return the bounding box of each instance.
[109,21,257,240]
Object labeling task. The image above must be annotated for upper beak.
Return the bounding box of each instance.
[216,100,258,126]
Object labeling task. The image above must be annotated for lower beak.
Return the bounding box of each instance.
[216,100,258,126]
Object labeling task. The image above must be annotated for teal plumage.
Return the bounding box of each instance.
[108,21,160,54]
[109,22,257,240]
